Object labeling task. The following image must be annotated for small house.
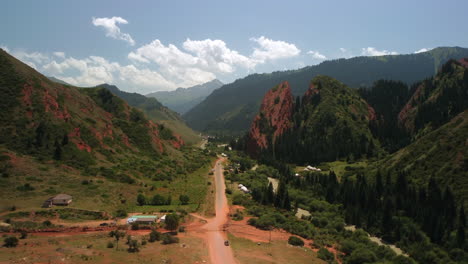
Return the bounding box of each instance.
[160,214,167,223]
[51,194,72,206]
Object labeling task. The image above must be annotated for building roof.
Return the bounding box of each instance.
[53,194,72,200]
[132,215,158,219]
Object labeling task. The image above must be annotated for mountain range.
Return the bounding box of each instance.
[146,79,223,114]
[184,47,468,135]
[242,58,468,203]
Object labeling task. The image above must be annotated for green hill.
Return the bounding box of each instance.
[244,76,380,164]
[184,47,468,135]
[147,79,223,114]
[0,48,211,214]
[375,110,468,204]
[96,84,201,145]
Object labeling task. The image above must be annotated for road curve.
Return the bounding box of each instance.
[203,158,237,264]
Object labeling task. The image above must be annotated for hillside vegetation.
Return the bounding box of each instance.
[0,49,212,215]
[184,47,468,135]
[95,84,200,145]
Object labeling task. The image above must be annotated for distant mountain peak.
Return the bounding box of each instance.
[146,79,223,114]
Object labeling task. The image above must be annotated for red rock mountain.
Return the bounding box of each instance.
[246,81,294,157]
[0,48,184,169]
[246,75,380,163]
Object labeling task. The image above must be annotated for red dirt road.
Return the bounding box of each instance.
[202,158,238,264]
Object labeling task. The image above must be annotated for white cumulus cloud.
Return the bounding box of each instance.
[339,48,347,53]
[250,36,300,62]
[361,47,398,56]
[92,16,135,46]
[183,38,256,72]
[307,50,327,60]
[53,51,65,58]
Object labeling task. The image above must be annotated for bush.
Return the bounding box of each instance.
[4,236,19,247]
[16,183,34,191]
[107,241,114,248]
[347,248,377,264]
[20,231,27,239]
[178,226,186,233]
[131,223,139,230]
[164,213,180,231]
[179,194,189,205]
[162,233,179,244]
[115,209,127,218]
[317,248,334,262]
[42,220,52,227]
[149,230,162,242]
[288,236,304,246]
[225,188,232,194]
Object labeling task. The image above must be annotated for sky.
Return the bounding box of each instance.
[1,0,467,94]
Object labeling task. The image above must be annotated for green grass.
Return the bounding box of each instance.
[320,160,368,179]
[228,233,325,264]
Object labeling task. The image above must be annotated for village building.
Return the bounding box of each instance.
[42,194,72,208]
[126,215,158,225]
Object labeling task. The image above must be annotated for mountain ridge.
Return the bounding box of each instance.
[184,47,468,135]
[147,79,223,114]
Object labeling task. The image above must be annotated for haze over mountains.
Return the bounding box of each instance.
[147,79,223,114]
[184,47,468,135]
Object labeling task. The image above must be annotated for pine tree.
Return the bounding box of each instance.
[457,206,466,247]
[53,139,62,160]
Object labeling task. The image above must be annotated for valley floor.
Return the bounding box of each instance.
[0,156,327,264]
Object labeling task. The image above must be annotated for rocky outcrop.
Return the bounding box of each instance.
[246,81,294,157]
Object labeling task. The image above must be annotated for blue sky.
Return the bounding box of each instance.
[1,0,467,93]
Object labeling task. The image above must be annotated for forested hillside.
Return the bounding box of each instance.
[184,47,468,135]
[0,48,211,214]
[241,76,380,164]
[95,84,200,145]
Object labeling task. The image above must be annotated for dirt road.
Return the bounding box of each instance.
[202,158,237,264]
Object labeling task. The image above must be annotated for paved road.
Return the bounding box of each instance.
[203,158,237,264]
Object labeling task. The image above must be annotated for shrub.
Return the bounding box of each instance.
[288,236,304,246]
[4,236,19,247]
[225,188,232,194]
[164,213,179,231]
[162,233,179,244]
[20,231,27,239]
[127,239,140,253]
[317,248,334,262]
[131,223,139,230]
[115,209,127,218]
[107,241,114,248]
[178,226,186,233]
[347,248,377,264]
[149,230,162,242]
[179,194,190,205]
[16,183,34,191]
[42,220,52,227]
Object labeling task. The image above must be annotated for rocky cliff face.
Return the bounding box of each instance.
[246,81,294,157]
